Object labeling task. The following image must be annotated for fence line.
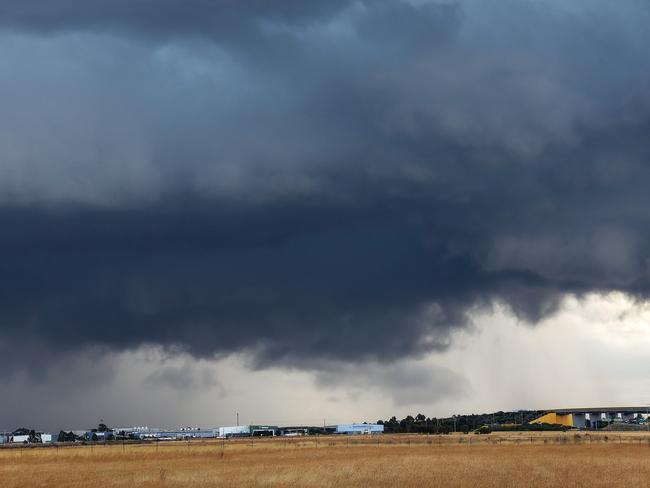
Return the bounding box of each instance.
[3,432,650,452]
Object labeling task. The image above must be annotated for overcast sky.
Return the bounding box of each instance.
[1,0,650,431]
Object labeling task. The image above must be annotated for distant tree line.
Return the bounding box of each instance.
[376,411,562,434]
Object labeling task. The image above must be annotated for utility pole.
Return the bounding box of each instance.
[237,412,239,427]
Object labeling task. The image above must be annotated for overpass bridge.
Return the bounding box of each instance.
[530,407,650,428]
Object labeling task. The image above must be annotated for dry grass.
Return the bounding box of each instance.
[3,433,650,487]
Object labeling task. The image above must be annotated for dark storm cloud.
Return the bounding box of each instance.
[0,0,353,38]
[1,0,650,372]
[0,196,488,365]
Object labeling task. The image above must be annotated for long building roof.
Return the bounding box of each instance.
[553,407,649,414]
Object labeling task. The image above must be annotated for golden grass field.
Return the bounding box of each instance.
[3,432,650,487]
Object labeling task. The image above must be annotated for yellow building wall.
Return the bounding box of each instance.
[530,412,574,427]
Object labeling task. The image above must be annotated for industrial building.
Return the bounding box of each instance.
[0,422,384,445]
[530,407,649,428]
[213,423,383,437]
[279,427,310,436]
[328,423,384,435]
[215,425,278,438]
[3,428,51,443]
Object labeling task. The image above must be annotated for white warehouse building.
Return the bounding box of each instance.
[334,423,384,434]
[215,425,278,438]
